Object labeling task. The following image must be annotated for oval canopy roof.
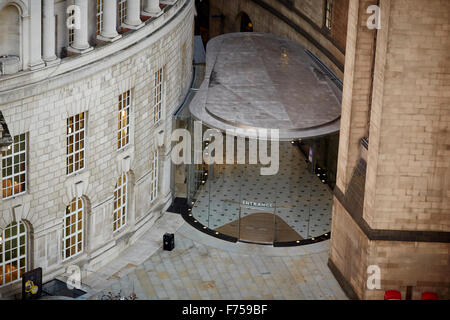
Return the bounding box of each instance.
[190,33,342,141]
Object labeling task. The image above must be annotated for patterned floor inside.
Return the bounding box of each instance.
[191,143,332,240]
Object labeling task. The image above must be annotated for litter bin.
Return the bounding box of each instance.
[163,233,175,251]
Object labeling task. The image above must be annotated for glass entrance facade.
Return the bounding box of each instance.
[180,122,336,245]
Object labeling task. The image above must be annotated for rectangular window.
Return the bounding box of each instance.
[118,0,127,27]
[0,221,27,287]
[113,174,127,232]
[2,134,26,200]
[62,198,84,260]
[68,8,75,45]
[67,112,86,175]
[96,0,104,35]
[154,68,163,124]
[325,0,333,30]
[118,90,131,150]
[181,42,187,86]
[150,150,158,203]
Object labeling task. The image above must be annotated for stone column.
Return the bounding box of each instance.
[42,0,59,64]
[29,0,45,70]
[124,0,144,29]
[143,0,162,17]
[99,0,121,42]
[69,0,93,54]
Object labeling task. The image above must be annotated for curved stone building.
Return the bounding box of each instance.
[0,0,194,297]
[0,0,448,301]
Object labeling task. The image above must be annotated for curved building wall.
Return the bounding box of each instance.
[208,0,349,79]
[0,0,195,297]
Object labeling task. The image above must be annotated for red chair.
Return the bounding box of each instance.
[384,290,402,300]
[421,292,438,300]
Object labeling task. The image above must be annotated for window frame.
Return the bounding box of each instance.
[118,0,128,27]
[62,197,84,261]
[117,90,131,150]
[153,67,164,124]
[2,133,27,200]
[0,221,27,288]
[96,0,104,35]
[324,0,334,31]
[66,112,86,176]
[113,173,128,233]
[68,7,75,45]
[150,150,159,203]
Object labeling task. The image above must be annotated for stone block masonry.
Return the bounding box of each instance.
[0,0,195,298]
[330,0,450,300]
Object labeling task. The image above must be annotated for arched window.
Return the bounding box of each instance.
[63,198,84,260]
[113,173,127,232]
[0,5,20,57]
[239,12,253,32]
[0,4,21,75]
[0,221,27,287]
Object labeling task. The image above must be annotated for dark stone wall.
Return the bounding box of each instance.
[207,0,349,78]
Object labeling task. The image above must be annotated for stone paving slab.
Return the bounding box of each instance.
[81,212,347,300]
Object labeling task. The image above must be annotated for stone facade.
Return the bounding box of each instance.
[330,0,450,300]
[0,0,194,297]
[208,0,349,79]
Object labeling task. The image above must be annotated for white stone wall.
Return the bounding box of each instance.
[0,0,194,296]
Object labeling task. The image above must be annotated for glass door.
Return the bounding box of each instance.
[238,201,276,244]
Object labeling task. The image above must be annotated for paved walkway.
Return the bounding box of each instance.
[81,213,347,300]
